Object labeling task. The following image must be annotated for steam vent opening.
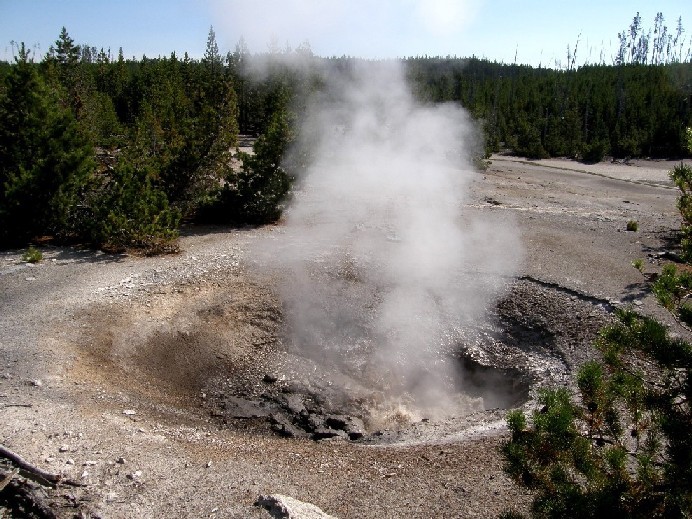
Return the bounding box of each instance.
[196,62,612,443]
[454,357,531,410]
[193,273,613,444]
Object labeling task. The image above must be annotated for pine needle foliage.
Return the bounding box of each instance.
[670,164,692,262]
[90,162,180,254]
[502,309,691,518]
[0,44,94,246]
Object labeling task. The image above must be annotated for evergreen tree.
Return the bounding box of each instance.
[502,309,691,518]
[90,161,180,253]
[202,26,222,74]
[0,44,94,245]
[206,105,292,224]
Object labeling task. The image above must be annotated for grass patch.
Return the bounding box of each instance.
[631,258,644,272]
[21,246,43,263]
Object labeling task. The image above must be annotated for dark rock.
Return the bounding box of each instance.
[324,415,348,429]
[263,373,279,384]
[271,422,304,438]
[280,394,307,415]
[312,428,347,440]
[325,415,366,440]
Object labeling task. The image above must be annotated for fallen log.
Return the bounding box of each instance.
[0,444,83,487]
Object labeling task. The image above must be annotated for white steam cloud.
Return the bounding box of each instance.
[253,59,521,417]
[209,0,483,57]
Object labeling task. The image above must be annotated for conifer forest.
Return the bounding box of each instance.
[1,16,690,251]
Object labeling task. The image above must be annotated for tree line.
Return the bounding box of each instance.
[1,15,691,251]
[407,58,691,161]
[0,27,294,251]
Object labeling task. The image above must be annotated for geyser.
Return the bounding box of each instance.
[253,59,521,420]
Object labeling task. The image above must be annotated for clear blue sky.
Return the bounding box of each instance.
[1,0,690,66]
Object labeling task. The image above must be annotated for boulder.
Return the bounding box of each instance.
[256,494,338,519]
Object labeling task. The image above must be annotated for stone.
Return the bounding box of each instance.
[255,494,338,519]
[263,373,279,384]
[324,415,366,440]
[270,415,305,439]
[312,428,346,441]
[304,413,325,431]
[280,394,306,415]
[126,470,142,480]
[221,396,271,419]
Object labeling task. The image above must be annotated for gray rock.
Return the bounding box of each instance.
[324,415,366,440]
[221,396,271,419]
[304,413,324,431]
[280,394,307,415]
[270,414,305,438]
[256,494,338,519]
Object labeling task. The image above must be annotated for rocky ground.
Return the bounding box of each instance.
[0,154,689,518]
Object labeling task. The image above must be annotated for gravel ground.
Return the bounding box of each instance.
[1,156,689,518]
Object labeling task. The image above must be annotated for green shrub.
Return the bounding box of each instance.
[626,220,638,232]
[678,301,692,326]
[502,309,692,518]
[0,47,94,246]
[199,107,292,225]
[670,163,692,261]
[631,258,644,272]
[581,139,608,164]
[21,246,42,263]
[652,263,692,311]
[90,162,180,254]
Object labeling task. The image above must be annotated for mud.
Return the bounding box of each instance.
[70,273,611,445]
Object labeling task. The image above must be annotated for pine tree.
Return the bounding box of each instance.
[0,44,94,245]
[202,26,222,75]
[502,309,691,518]
[90,161,180,253]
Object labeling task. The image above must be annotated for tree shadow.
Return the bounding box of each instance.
[620,282,651,304]
[178,222,267,238]
[642,228,682,256]
[50,247,129,265]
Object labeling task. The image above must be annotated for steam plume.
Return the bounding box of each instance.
[254,59,520,417]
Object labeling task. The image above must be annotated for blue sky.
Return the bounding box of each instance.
[1,0,690,66]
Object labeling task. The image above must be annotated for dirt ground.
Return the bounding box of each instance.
[0,154,688,518]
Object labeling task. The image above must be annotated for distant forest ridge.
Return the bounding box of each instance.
[0,16,690,249]
[2,11,690,162]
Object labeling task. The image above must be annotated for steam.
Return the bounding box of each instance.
[210,0,483,58]
[253,59,520,417]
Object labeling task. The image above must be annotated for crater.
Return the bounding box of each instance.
[71,276,611,443]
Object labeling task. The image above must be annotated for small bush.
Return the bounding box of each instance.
[670,163,692,261]
[626,220,638,232]
[21,246,42,263]
[90,162,181,254]
[581,139,608,164]
[631,258,644,272]
[501,309,692,518]
[678,301,692,326]
[652,263,692,316]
